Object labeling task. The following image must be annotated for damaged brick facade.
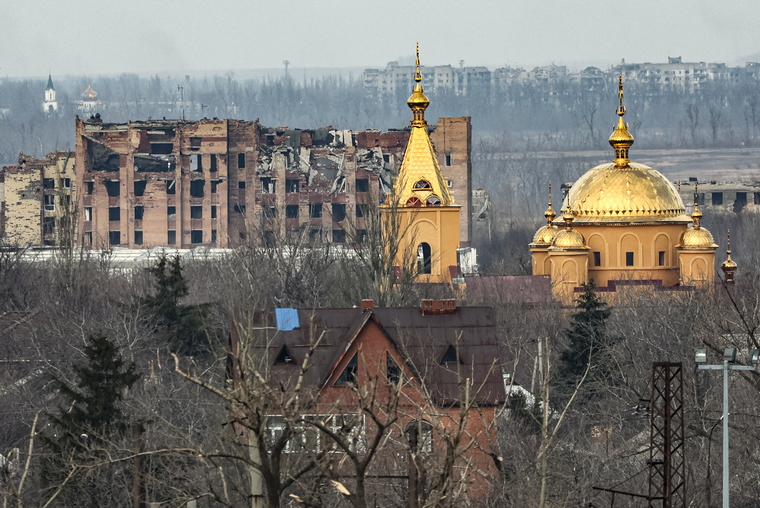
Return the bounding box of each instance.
[1,152,76,246]
[74,115,472,249]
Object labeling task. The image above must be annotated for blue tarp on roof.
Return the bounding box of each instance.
[275,308,300,331]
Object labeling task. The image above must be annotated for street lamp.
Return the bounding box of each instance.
[696,347,759,508]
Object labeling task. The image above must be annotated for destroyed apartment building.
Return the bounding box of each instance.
[74,115,472,249]
[1,152,76,246]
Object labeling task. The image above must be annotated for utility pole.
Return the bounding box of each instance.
[696,347,759,508]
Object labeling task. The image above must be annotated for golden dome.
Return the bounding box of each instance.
[532,225,559,246]
[531,182,558,246]
[679,226,717,249]
[567,76,689,224]
[567,162,688,223]
[721,230,737,282]
[549,213,587,250]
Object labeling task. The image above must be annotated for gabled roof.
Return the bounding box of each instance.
[246,306,505,406]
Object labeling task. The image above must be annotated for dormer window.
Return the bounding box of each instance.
[274,345,296,365]
[426,196,441,206]
[335,354,358,385]
[406,197,422,207]
[413,180,432,190]
[440,345,460,365]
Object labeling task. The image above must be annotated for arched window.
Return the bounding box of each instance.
[426,195,441,206]
[417,243,432,274]
[406,197,422,207]
[413,180,432,190]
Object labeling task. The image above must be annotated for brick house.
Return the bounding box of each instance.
[229,300,505,506]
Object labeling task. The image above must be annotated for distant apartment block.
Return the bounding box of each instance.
[1,152,76,245]
[678,178,760,214]
[363,61,490,97]
[74,115,472,249]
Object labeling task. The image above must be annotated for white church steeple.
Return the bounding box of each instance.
[43,74,58,113]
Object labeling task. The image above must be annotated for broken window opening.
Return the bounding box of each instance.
[309,203,323,218]
[134,231,143,245]
[260,205,274,218]
[84,231,92,245]
[150,142,173,155]
[286,179,300,193]
[236,204,248,215]
[211,205,217,219]
[168,230,176,245]
[445,154,452,166]
[712,192,723,205]
[261,177,276,194]
[387,353,402,384]
[418,242,432,274]
[238,153,246,168]
[331,203,346,222]
[440,344,459,364]
[210,154,217,173]
[190,180,205,198]
[383,154,391,164]
[167,206,176,221]
[266,134,275,146]
[135,154,174,172]
[191,230,203,244]
[286,205,299,219]
[43,194,55,212]
[134,180,147,196]
[134,205,144,220]
[166,180,176,194]
[356,204,368,218]
[274,345,297,365]
[105,180,120,197]
[85,181,94,195]
[211,229,217,243]
[191,206,203,219]
[190,137,201,151]
[734,192,747,213]
[356,178,369,192]
[109,207,120,222]
[211,180,219,193]
[109,230,121,245]
[87,139,121,172]
[84,207,92,222]
[335,354,358,385]
[43,178,55,189]
[43,217,56,236]
[332,229,346,243]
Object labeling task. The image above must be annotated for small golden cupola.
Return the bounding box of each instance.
[721,229,737,283]
[531,182,559,246]
[679,184,718,249]
[549,212,587,250]
[609,75,635,167]
[390,43,454,208]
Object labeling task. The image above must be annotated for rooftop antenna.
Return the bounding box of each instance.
[283,60,290,78]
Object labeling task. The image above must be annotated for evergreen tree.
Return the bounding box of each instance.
[555,281,614,401]
[42,333,140,504]
[140,254,219,356]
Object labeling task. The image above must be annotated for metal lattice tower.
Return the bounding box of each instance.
[648,362,685,508]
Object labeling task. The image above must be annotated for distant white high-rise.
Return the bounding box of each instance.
[43,74,58,113]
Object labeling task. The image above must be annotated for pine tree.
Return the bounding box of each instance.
[140,254,219,356]
[555,281,613,401]
[42,333,140,503]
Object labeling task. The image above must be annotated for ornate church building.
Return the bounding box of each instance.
[530,77,723,302]
[382,45,462,283]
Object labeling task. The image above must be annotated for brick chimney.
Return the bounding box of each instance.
[361,299,374,311]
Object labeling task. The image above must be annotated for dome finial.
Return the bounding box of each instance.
[407,42,429,127]
[609,75,634,167]
[721,229,737,283]
[691,182,703,228]
[544,181,556,225]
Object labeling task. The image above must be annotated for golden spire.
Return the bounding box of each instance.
[389,43,454,207]
[408,42,430,127]
[691,182,703,228]
[609,75,634,167]
[721,229,737,283]
[544,181,556,225]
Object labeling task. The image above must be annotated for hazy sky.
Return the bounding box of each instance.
[2,0,759,78]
